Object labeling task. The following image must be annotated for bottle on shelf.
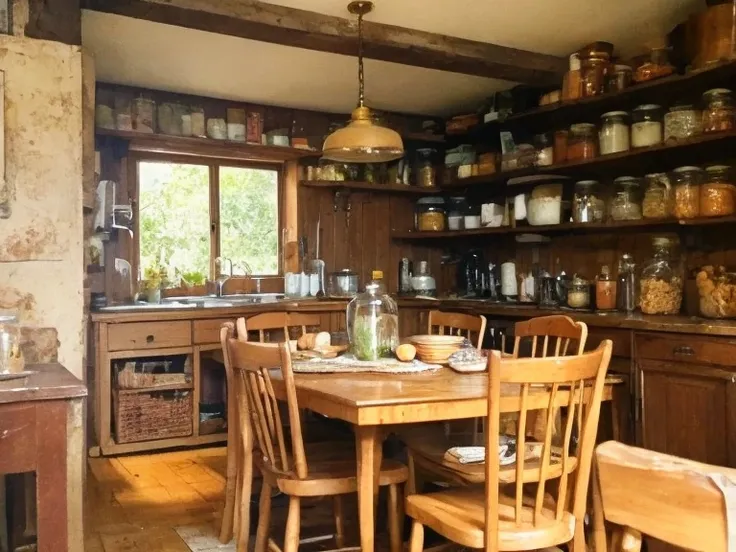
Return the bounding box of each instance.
[596,265,617,311]
[616,253,637,313]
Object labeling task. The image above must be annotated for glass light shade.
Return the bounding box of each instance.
[322,106,404,163]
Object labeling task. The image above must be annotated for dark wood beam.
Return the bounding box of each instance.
[82,0,566,85]
[26,0,81,45]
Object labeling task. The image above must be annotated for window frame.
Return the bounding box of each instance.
[131,152,284,285]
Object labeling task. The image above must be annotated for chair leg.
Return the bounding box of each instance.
[407,455,416,496]
[408,520,424,552]
[235,448,253,552]
[388,484,403,552]
[283,496,301,552]
[219,435,238,543]
[254,482,272,552]
[333,495,345,549]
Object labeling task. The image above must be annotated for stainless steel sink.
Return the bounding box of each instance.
[94,302,198,312]
[94,293,287,313]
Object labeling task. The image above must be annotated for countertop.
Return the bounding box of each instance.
[0,363,87,404]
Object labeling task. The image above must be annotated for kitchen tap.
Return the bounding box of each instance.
[215,257,233,297]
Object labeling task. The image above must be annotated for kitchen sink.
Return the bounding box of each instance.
[94,293,287,313]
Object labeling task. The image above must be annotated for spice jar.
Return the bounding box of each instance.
[567,123,598,161]
[599,111,630,155]
[131,97,155,134]
[672,166,704,219]
[634,47,675,82]
[573,180,605,223]
[642,173,672,219]
[415,197,446,231]
[553,130,569,164]
[702,165,736,217]
[416,148,437,188]
[664,104,702,142]
[534,133,554,166]
[606,64,633,93]
[0,315,23,374]
[703,88,736,133]
[596,265,617,311]
[631,104,663,148]
[562,53,582,101]
[581,52,610,97]
[617,254,638,313]
[640,236,683,315]
[567,276,591,309]
[611,176,643,221]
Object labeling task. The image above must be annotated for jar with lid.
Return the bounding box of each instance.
[671,166,704,219]
[703,88,736,133]
[567,276,591,309]
[702,165,736,217]
[562,53,582,101]
[640,236,683,315]
[415,197,446,231]
[0,314,23,374]
[346,282,399,360]
[697,266,736,319]
[158,102,188,136]
[642,173,672,219]
[410,261,436,297]
[606,64,633,93]
[534,133,554,166]
[567,123,598,161]
[114,96,133,131]
[553,130,568,163]
[447,196,467,231]
[611,176,643,221]
[131,97,155,133]
[580,52,610,97]
[617,253,638,313]
[664,104,702,142]
[415,148,437,188]
[631,104,663,148]
[573,180,605,223]
[634,47,675,82]
[599,111,630,155]
[595,265,617,311]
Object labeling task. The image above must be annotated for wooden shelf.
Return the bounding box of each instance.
[300,180,441,195]
[392,216,736,240]
[402,132,446,144]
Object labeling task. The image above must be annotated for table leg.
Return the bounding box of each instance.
[355,426,383,552]
[37,401,69,552]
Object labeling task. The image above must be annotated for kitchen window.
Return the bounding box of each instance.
[135,156,281,286]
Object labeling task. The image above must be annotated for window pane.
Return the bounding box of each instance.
[219,167,279,275]
[138,161,210,284]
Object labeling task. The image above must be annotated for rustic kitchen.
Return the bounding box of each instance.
[3,0,736,551]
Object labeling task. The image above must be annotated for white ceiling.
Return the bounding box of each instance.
[82,0,704,117]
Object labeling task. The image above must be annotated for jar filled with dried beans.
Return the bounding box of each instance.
[567,123,598,161]
[703,88,735,133]
[702,165,736,217]
[671,166,704,219]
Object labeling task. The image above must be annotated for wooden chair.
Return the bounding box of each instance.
[427,310,487,348]
[406,341,613,552]
[405,315,587,489]
[227,336,409,552]
[593,441,736,552]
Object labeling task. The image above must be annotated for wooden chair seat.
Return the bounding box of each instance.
[406,488,574,550]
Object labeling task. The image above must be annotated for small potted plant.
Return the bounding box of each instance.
[141,265,166,303]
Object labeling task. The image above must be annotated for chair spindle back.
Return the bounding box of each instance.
[428,310,487,349]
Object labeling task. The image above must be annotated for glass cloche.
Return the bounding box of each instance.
[346,281,399,361]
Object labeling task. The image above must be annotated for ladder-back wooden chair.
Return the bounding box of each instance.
[405,315,587,490]
[428,310,487,349]
[406,341,612,552]
[593,441,736,552]
[227,336,409,552]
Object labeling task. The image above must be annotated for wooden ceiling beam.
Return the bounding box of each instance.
[82,0,567,85]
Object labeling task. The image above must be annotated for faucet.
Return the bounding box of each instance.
[214,257,233,297]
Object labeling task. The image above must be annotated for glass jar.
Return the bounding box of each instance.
[131,97,155,134]
[617,253,638,313]
[696,266,736,319]
[634,47,675,82]
[346,283,399,360]
[567,123,598,161]
[567,276,591,309]
[573,180,605,223]
[0,315,23,374]
[702,165,736,217]
[553,130,569,164]
[703,88,736,133]
[611,176,643,221]
[562,53,582,101]
[606,64,633,93]
[642,173,672,219]
[664,104,702,142]
[114,96,132,131]
[534,133,554,166]
[631,104,663,148]
[416,148,437,188]
[447,196,467,230]
[581,53,610,97]
[599,111,630,155]
[596,265,617,311]
[640,237,683,315]
[415,197,446,231]
[158,102,188,136]
[190,106,206,137]
[671,166,704,219]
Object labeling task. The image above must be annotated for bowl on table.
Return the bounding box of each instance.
[409,334,465,364]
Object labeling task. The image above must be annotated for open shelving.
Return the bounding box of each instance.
[300,180,441,195]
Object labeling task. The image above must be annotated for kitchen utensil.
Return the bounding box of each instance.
[327,269,359,298]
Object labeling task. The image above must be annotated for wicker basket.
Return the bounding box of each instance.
[113,388,193,444]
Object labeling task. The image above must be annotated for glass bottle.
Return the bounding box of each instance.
[616,253,637,313]
[596,265,617,311]
[702,88,735,133]
[346,282,399,360]
[573,180,605,223]
[640,237,683,315]
[0,314,24,374]
[671,166,704,219]
[611,176,642,221]
[642,173,672,219]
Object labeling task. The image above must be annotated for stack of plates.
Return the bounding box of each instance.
[409,335,465,364]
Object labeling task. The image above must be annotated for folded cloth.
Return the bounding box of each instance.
[445,436,517,465]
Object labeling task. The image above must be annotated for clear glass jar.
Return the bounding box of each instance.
[672,166,704,219]
[703,88,736,133]
[553,129,568,164]
[611,176,643,221]
[131,97,155,134]
[567,123,598,161]
[599,111,630,155]
[573,180,605,223]
[190,106,206,137]
[581,53,610,97]
[114,96,132,131]
[596,265,617,311]
[415,197,446,231]
[346,283,399,360]
[534,133,554,166]
[702,165,736,217]
[664,104,702,142]
[617,253,638,313]
[567,276,591,309]
[158,102,188,136]
[447,196,467,230]
[697,266,736,318]
[0,315,23,374]
[640,237,683,315]
[642,173,672,219]
[635,47,675,82]
[631,104,663,148]
[416,148,437,188]
[606,64,633,93]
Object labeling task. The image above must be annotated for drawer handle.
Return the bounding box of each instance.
[673,346,695,356]
[146,334,155,343]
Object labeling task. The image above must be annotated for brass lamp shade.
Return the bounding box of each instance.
[322,106,404,163]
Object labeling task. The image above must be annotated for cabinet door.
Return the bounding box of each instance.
[640,360,729,466]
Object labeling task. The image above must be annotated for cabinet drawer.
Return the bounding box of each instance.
[108,321,192,351]
[193,319,231,344]
[586,328,632,358]
[636,332,736,367]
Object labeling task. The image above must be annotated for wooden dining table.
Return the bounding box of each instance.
[265,367,620,552]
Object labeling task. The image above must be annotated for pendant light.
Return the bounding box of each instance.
[322,1,404,163]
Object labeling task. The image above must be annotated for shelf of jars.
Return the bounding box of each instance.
[300,180,441,195]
